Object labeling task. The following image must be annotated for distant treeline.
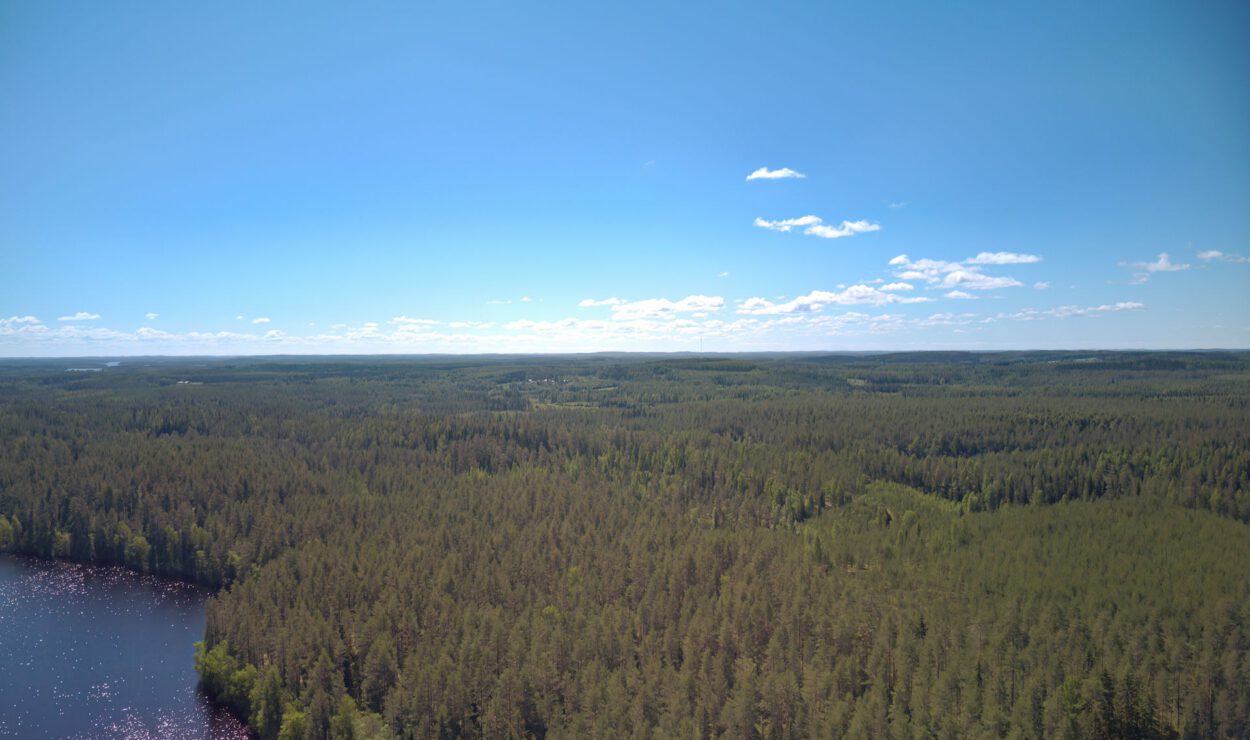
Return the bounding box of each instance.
[0,352,1247,738]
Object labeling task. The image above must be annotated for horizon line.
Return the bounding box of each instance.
[3,348,1249,362]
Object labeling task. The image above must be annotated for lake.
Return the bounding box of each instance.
[0,556,249,739]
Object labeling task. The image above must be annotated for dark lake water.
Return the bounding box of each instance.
[0,556,249,739]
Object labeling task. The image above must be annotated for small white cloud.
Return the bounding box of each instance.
[486,299,511,305]
[718,271,730,278]
[448,321,496,329]
[579,297,625,308]
[145,312,159,321]
[1034,282,1051,290]
[1198,249,1249,264]
[1049,302,1145,318]
[0,315,41,330]
[521,296,533,303]
[945,290,976,299]
[754,215,822,232]
[755,215,880,240]
[1120,252,1190,280]
[236,315,244,320]
[888,255,1023,291]
[940,270,1022,291]
[746,167,806,181]
[966,251,1042,265]
[737,285,931,315]
[390,316,439,325]
[889,201,907,209]
[1144,253,1188,272]
[879,282,914,291]
[612,295,725,320]
[806,220,882,239]
[251,317,271,324]
[994,302,1146,322]
[57,311,101,322]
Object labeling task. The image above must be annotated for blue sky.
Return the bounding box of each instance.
[2,1,1248,355]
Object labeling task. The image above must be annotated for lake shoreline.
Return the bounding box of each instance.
[0,554,252,739]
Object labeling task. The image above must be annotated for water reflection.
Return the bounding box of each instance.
[0,557,248,739]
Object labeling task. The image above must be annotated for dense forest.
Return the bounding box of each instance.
[1,351,1248,738]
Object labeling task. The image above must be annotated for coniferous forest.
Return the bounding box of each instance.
[1,352,1248,739]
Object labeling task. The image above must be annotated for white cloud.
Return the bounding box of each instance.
[966,251,1042,265]
[889,202,907,209]
[1034,282,1051,290]
[1121,252,1190,282]
[506,318,598,332]
[0,316,46,338]
[521,296,533,303]
[737,285,931,315]
[880,282,914,291]
[746,167,806,181]
[754,215,822,232]
[718,271,730,278]
[805,312,912,336]
[755,215,880,240]
[57,312,100,322]
[806,220,882,239]
[251,317,271,324]
[390,316,439,325]
[940,269,1022,291]
[1038,302,1144,319]
[611,295,725,320]
[145,312,159,320]
[1198,249,1249,264]
[887,256,963,282]
[917,312,974,327]
[888,254,1025,291]
[992,302,1146,322]
[578,297,626,307]
[486,299,511,305]
[1143,253,1188,272]
[945,291,976,300]
[0,297,1157,356]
